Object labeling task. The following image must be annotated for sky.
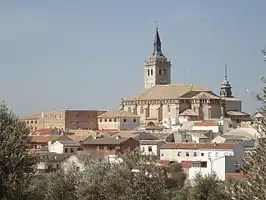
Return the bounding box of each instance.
[0,0,266,116]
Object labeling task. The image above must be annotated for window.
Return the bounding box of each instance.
[148,69,150,76]
[128,107,131,112]
[109,119,112,122]
[208,152,211,157]
[177,152,181,156]
[201,153,204,156]
[114,118,117,122]
[35,120,37,124]
[159,68,162,75]
[99,119,102,122]
[70,148,74,153]
[163,69,166,76]
[193,152,197,157]
[151,69,153,75]
[64,148,68,153]
[76,114,79,118]
[201,161,207,168]
[88,116,90,118]
[148,146,152,152]
[76,121,79,124]
[215,152,219,157]
[186,152,189,157]
[123,118,127,122]
[31,121,33,124]
[105,119,107,122]
[140,107,144,114]
[167,105,171,112]
[161,154,164,156]
[56,164,60,169]
[133,119,136,123]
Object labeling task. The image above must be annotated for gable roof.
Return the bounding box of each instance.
[27,135,73,144]
[179,109,198,116]
[128,84,207,100]
[56,140,82,147]
[82,137,135,145]
[161,143,236,150]
[98,110,139,118]
[113,131,158,141]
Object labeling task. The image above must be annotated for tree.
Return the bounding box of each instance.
[227,59,266,199]
[0,103,37,200]
[77,151,170,200]
[46,168,80,200]
[189,173,229,200]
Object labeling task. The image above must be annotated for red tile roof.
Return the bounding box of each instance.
[31,128,53,135]
[225,173,249,181]
[158,161,169,165]
[162,143,236,150]
[181,161,193,168]
[194,122,218,126]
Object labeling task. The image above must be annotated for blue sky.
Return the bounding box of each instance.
[0,0,265,115]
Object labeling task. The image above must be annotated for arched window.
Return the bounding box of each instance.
[151,69,153,75]
[147,69,150,76]
[163,69,166,76]
[167,105,171,112]
[159,68,162,75]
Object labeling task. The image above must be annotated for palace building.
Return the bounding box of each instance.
[120,26,242,127]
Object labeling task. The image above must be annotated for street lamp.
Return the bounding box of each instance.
[208,155,227,173]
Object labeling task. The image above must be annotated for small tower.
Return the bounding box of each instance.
[144,22,171,89]
[220,65,233,98]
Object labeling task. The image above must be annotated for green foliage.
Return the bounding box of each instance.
[189,173,229,200]
[46,168,80,200]
[0,103,37,200]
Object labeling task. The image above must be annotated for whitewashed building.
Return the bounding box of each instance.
[140,140,165,156]
[97,110,140,131]
[160,143,245,180]
[48,140,82,154]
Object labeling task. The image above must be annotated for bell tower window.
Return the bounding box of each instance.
[159,68,162,75]
[151,69,153,75]
[148,69,150,76]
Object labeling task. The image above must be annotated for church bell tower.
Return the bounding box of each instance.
[144,23,171,89]
[220,65,233,98]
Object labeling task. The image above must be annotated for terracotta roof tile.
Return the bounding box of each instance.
[194,122,218,126]
[161,142,236,150]
[31,128,54,135]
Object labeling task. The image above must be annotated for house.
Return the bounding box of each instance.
[36,151,71,173]
[48,140,83,154]
[97,110,140,131]
[82,135,139,157]
[171,130,213,143]
[140,140,165,156]
[192,121,221,133]
[27,135,73,150]
[160,143,245,181]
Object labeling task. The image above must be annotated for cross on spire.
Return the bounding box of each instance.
[225,64,228,80]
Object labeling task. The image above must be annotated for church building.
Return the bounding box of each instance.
[120,26,242,127]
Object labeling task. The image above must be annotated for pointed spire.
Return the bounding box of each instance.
[153,21,164,56]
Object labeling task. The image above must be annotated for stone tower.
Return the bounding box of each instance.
[144,24,171,89]
[220,65,233,98]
